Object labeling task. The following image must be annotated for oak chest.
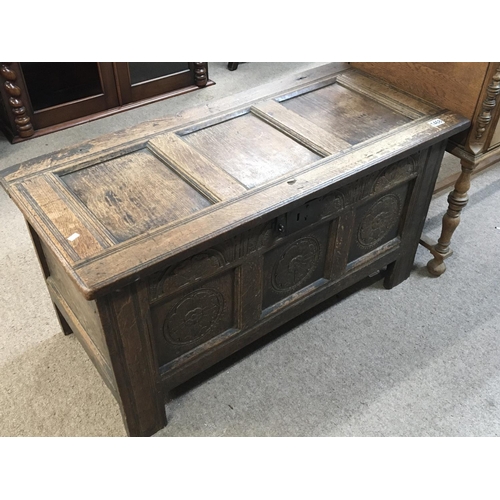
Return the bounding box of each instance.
[0,63,469,436]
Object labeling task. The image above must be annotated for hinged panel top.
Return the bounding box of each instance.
[0,64,470,299]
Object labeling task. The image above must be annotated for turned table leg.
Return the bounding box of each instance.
[426,159,474,276]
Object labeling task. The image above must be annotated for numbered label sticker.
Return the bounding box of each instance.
[427,118,445,127]
[67,233,80,242]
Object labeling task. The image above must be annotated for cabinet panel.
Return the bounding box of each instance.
[24,62,119,130]
[128,62,190,85]
[21,63,104,111]
[281,83,411,145]
[113,62,200,105]
[151,270,236,366]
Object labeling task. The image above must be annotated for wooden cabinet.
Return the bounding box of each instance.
[350,63,500,276]
[0,63,469,436]
[350,63,500,174]
[0,62,211,143]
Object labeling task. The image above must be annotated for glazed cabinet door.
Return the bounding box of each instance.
[113,63,208,105]
[19,62,119,129]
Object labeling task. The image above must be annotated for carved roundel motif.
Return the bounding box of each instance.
[164,288,223,345]
[271,237,321,292]
[320,190,344,217]
[357,194,401,248]
[373,157,417,193]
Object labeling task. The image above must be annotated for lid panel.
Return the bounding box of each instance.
[60,149,212,243]
[250,99,351,156]
[182,113,322,189]
[20,175,106,260]
[281,83,411,145]
[148,133,247,202]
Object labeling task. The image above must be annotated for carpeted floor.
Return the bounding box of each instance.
[1,62,499,437]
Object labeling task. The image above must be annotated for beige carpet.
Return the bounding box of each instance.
[1,63,498,436]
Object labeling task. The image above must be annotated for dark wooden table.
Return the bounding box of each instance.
[0,63,469,436]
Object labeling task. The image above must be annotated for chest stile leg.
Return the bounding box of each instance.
[96,281,167,437]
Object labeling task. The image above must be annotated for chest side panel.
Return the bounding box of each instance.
[40,239,110,360]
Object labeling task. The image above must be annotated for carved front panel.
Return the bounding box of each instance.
[149,249,228,301]
[262,223,330,310]
[147,153,420,369]
[151,271,235,365]
[348,182,409,262]
[276,154,419,238]
[371,156,418,194]
[148,217,283,303]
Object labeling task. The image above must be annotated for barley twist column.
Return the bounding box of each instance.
[193,62,208,87]
[0,63,34,138]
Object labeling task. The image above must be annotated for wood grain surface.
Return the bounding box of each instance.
[251,99,350,155]
[281,83,411,145]
[350,62,488,120]
[149,132,247,201]
[61,149,212,242]
[182,112,321,188]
